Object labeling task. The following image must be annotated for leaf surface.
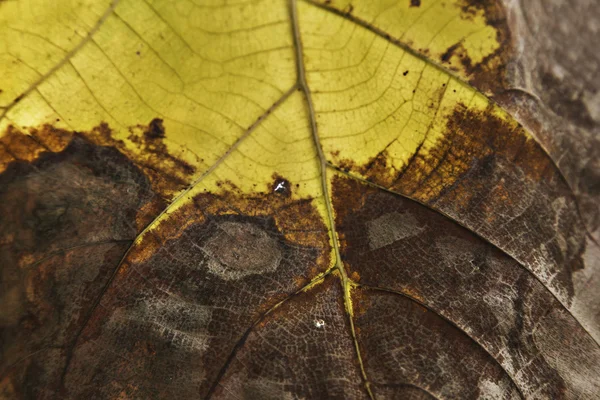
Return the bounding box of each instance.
[0,0,598,399]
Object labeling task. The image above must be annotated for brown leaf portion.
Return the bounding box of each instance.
[212,275,368,399]
[0,121,198,201]
[0,125,71,172]
[0,135,159,398]
[352,287,522,399]
[498,0,600,238]
[333,175,600,398]
[56,184,331,399]
[340,101,586,310]
[124,120,198,198]
[373,385,437,400]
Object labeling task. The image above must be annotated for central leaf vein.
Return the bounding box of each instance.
[289,0,374,398]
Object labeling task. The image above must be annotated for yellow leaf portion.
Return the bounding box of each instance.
[155,89,325,218]
[307,0,505,82]
[0,0,114,108]
[1,0,297,199]
[299,0,510,176]
[0,0,509,201]
[195,92,322,200]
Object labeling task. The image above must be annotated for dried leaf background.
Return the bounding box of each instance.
[0,0,599,399]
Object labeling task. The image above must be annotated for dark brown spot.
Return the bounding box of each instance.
[441,42,461,63]
[122,119,197,197]
[146,343,156,355]
[403,70,409,76]
[410,0,421,7]
[144,118,165,140]
[358,150,393,182]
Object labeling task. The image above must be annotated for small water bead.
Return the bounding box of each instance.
[274,181,286,193]
[271,175,291,197]
[314,319,325,329]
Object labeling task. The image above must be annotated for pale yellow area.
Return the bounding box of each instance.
[299,0,503,174]
[0,0,296,197]
[0,0,114,107]
[147,90,327,228]
[310,0,501,76]
[173,91,321,201]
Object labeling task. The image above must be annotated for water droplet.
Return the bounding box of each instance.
[274,181,286,193]
[272,176,291,197]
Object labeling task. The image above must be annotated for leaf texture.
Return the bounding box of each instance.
[0,0,598,399]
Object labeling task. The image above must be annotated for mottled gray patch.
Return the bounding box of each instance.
[478,378,510,400]
[203,221,282,280]
[533,308,600,398]
[435,236,486,276]
[572,237,600,341]
[583,89,600,122]
[112,293,212,353]
[482,285,518,333]
[499,0,600,239]
[242,378,296,400]
[366,211,423,250]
